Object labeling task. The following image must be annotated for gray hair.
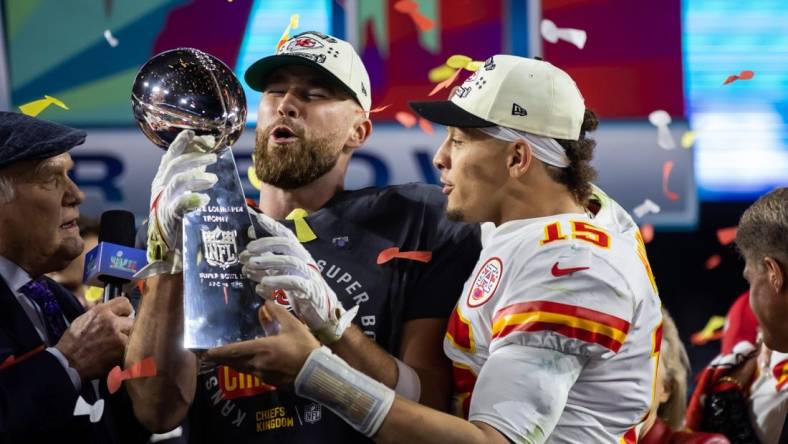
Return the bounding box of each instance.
[736,187,788,269]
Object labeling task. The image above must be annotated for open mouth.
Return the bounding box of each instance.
[271,126,298,144]
[60,218,78,230]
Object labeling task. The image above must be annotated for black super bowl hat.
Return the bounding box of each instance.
[0,112,86,169]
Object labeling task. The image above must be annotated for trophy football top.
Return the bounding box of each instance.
[131,48,247,150]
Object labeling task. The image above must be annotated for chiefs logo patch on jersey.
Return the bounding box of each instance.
[467,257,503,307]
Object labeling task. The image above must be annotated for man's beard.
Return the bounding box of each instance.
[446,209,466,222]
[254,123,342,190]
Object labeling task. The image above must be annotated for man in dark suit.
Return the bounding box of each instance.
[0,112,149,443]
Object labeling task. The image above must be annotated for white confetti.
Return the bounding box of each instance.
[648,110,676,150]
[150,426,184,442]
[540,19,587,49]
[104,29,119,48]
[633,198,661,219]
[73,396,105,423]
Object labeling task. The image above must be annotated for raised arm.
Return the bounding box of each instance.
[125,273,197,432]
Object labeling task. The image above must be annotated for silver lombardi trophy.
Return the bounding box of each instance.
[131,48,264,350]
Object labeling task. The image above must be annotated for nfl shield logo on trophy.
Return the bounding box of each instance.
[303,403,322,424]
[201,226,239,269]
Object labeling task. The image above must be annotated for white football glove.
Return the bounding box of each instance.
[139,130,218,277]
[241,211,358,344]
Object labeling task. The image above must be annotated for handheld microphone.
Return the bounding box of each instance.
[83,210,147,302]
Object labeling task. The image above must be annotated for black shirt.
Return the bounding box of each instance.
[188,183,481,443]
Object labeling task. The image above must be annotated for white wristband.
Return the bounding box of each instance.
[394,358,421,401]
[295,346,395,437]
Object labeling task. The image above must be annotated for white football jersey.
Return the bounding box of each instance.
[750,350,788,443]
[445,210,662,443]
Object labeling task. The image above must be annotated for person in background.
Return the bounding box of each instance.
[640,309,729,443]
[48,215,102,308]
[0,112,148,443]
[686,187,788,443]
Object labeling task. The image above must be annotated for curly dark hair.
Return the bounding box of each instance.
[544,109,599,204]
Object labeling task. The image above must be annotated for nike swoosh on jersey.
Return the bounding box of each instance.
[551,263,590,277]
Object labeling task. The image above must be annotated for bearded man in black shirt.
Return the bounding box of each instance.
[125,31,481,443]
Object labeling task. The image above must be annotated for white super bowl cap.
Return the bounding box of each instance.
[244,31,372,112]
[410,55,585,140]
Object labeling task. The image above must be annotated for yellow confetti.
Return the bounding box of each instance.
[681,130,696,149]
[465,61,483,72]
[85,286,103,303]
[428,64,457,83]
[285,208,317,243]
[446,55,472,69]
[18,95,69,117]
[690,315,726,345]
[276,14,300,50]
[247,153,262,190]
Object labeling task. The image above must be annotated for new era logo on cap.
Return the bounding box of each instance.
[409,55,585,141]
[511,103,527,116]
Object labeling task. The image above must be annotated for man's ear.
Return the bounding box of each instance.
[764,256,785,292]
[508,140,533,178]
[346,117,372,151]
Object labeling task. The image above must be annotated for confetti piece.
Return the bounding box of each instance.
[394,0,434,32]
[85,286,103,303]
[633,198,661,219]
[716,226,737,246]
[368,104,392,114]
[18,95,69,117]
[377,247,432,265]
[103,29,119,47]
[276,14,300,50]
[393,0,418,13]
[447,55,472,69]
[428,64,457,83]
[540,19,587,49]
[690,315,726,345]
[681,131,696,149]
[285,208,317,243]
[151,426,184,443]
[224,286,229,305]
[395,111,418,128]
[465,60,483,71]
[640,224,655,244]
[107,356,157,394]
[73,396,105,423]
[648,110,676,150]
[723,70,755,85]
[705,254,722,270]
[0,345,45,371]
[418,118,434,134]
[662,161,679,201]
[428,67,462,96]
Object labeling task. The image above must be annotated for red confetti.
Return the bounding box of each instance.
[723,70,755,85]
[394,0,434,32]
[429,68,462,97]
[716,226,737,246]
[418,118,434,135]
[0,345,45,371]
[368,104,391,114]
[640,224,655,244]
[395,111,418,128]
[705,254,722,270]
[377,247,432,265]
[662,161,679,201]
[107,356,157,394]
